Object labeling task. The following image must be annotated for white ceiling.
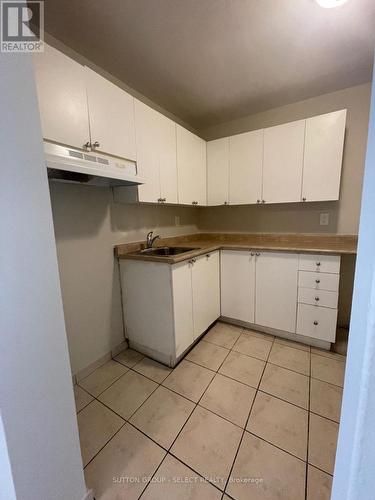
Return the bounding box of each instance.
[42,0,375,129]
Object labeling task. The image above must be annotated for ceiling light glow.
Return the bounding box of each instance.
[315,0,348,7]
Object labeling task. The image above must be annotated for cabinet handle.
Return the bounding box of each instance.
[316,262,321,267]
[314,297,320,301]
[162,198,166,203]
[255,252,260,257]
[224,201,228,205]
[262,200,266,204]
[315,279,320,284]
[302,197,306,202]
[157,198,162,203]
[206,254,210,258]
[83,141,91,149]
[313,320,319,326]
[250,252,255,257]
[92,141,100,149]
[257,199,261,204]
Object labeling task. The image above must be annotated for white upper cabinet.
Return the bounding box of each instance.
[135,100,178,204]
[255,252,299,333]
[177,125,207,206]
[262,120,305,203]
[158,113,178,204]
[134,100,160,203]
[85,67,136,160]
[33,44,90,149]
[207,138,229,205]
[302,109,346,202]
[229,130,263,205]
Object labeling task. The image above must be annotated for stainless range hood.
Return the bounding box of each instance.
[45,141,145,187]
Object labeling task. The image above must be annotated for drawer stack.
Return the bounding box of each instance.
[296,254,340,342]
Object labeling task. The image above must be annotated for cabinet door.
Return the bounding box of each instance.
[221,250,255,323]
[255,252,298,333]
[302,110,346,202]
[172,262,194,357]
[229,130,263,205]
[134,100,161,203]
[207,138,229,205]
[263,120,305,203]
[158,114,178,204]
[33,44,90,149]
[192,251,220,339]
[85,67,136,160]
[177,125,207,206]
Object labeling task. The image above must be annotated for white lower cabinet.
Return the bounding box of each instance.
[120,251,220,366]
[255,252,299,333]
[220,250,341,345]
[296,254,340,342]
[192,252,221,340]
[221,250,255,323]
[296,304,337,342]
[221,250,299,334]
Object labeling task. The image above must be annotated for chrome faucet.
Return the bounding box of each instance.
[146,231,161,248]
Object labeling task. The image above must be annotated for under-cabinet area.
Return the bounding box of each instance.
[120,247,343,367]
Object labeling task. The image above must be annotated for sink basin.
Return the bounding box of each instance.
[134,246,199,257]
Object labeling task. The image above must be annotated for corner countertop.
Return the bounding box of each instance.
[114,232,357,264]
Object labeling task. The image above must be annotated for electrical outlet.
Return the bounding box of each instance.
[175,215,180,226]
[320,213,330,226]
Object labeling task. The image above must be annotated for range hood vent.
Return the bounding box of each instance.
[44,141,145,187]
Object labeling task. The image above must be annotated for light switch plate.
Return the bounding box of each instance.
[320,212,330,226]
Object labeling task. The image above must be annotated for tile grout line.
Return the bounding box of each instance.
[81,360,167,472]
[305,345,312,500]
[219,335,277,499]
[78,329,341,497]
[139,328,251,497]
[138,332,240,498]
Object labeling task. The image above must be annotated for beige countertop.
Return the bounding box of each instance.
[115,233,357,264]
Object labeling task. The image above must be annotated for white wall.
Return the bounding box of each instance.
[0,54,87,500]
[49,182,199,374]
[332,63,375,499]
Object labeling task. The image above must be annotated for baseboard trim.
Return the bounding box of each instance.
[75,340,128,382]
[220,316,331,350]
[81,489,94,500]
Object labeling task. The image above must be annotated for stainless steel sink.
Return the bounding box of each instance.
[134,246,199,256]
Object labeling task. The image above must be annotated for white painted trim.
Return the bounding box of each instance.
[112,340,128,357]
[81,489,94,500]
[75,340,127,381]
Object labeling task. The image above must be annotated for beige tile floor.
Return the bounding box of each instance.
[74,322,345,500]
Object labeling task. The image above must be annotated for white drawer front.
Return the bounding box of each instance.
[298,287,338,309]
[298,271,339,292]
[296,303,337,342]
[299,254,340,274]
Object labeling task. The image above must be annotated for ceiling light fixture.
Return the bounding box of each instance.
[315,0,348,7]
